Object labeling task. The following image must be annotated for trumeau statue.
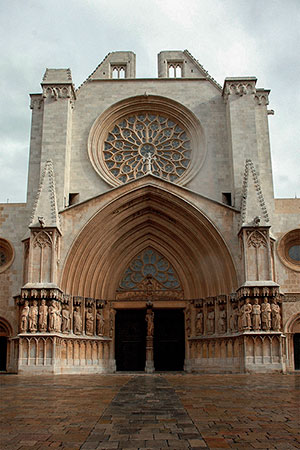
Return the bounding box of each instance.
[29,300,38,332]
[240,298,252,330]
[145,309,154,337]
[20,300,30,332]
[85,307,94,336]
[251,298,261,331]
[229,307,238,332]
[73,306,82,335]
[61,306,71,333]
[271,299,281,331]
[261,297,271,331]
[96,310,105,336]
[39,299,48,332]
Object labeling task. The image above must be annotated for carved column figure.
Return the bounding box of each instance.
[20,300,30,332]
[48,300,57,331]
[195,309,203,335]
[61,305,71,333]
[54,302,62,332]
[218,308,227,334]
[39,299,48,332]
[271,299,281,331]
[185,305,191,338]
[73,306,82,335]
[28,300,38,332]
[96,309,105,336]
[251,298,261,331]
[261,297,271,331]
[85,307,94,336]
[207,309,215,334]
[229,306,238,332]
[109,309,114,338]
[240,298,252,330]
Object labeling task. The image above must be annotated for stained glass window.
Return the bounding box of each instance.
[118,248,181,291]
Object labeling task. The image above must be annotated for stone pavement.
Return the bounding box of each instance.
[0,373,299,450]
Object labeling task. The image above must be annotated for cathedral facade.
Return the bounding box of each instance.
[0,50,299,374]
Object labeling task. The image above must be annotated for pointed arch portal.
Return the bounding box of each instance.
[61,184,237,299]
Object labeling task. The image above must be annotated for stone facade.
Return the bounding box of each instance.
[0,50,299,374]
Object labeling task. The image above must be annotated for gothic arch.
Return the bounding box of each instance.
[61,183,238,299]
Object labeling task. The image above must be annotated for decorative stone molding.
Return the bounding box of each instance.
[255,90,270,106]
[30,94,43,110]
[223,78,257,102]
[240,159,269,224]
[42,85,75,101]
[277,229,300,272]
[0,238,15,274]
[247,229,268,248]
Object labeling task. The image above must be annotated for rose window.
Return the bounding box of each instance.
[103,113,192,184]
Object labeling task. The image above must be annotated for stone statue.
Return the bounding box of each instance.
[28,300,38,332]
[240,298,252,330]
[185,307,191,337]
[271,300,281,331]
[261,297,271,331]
[85,307,94,335]
[48,301,57,331]
[73,306,82,334]
[61,306,71,333]
[196,310,203,335]
[54,303,62,332]
[251,298,261,331]
[38,299,48,332]
[229,307,238,332]
[96,310,105,336]
[207,310,215,334]
[20,300,29,332]
[218,309,226,333]
[145,309,154,337]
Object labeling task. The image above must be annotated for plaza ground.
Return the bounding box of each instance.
[0,373,299,449]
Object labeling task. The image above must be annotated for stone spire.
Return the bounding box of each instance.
[240,159,269,226]
[29,160,60,230]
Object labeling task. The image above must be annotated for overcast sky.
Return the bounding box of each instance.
[0,0,299,203]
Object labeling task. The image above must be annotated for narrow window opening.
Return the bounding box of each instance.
[168,65,175,78]
[222,192,232,206]
[69,193,79,206]
[175,65,182,78]
[119,68,125,79]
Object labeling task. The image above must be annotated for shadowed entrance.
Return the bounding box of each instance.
[115,309,146,371]
[154,309,185,371]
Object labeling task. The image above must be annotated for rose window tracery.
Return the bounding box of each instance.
[118,248,181,291]
[103,113,192,184]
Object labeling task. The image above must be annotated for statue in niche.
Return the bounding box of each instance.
[85,307,94,336]
[261,297,271,331]
[196,310,203,335]
[28,300,38,332]
[145,309,154,337]
[229,306,238,332]
[48,300,57,331]
[271,299,281,331]
[207,309,215,334]
[109,310,114,338]
[240,298,252,330]
[61,306,71,333]
[218,308,227,334]
[251,298,261,331]
[20,300,30,332]
[39,299,48,332]
[54,302,62,332]
[96,310,105,336]
[73,306,82,334]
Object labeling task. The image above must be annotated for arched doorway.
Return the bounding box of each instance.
[0,318,12,372]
